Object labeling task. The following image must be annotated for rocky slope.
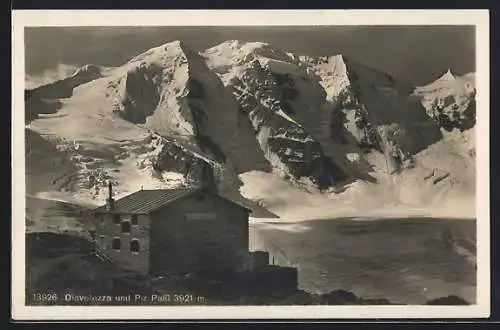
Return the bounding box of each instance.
[303,54,444,174]
[24,40,476,222]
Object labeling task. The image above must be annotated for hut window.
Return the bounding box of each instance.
[113,214,121,224]
[130,239,140,253]
[99,215,104,224]
[112,237,121,251]
[121,221,131,234]
[131,215,138,225]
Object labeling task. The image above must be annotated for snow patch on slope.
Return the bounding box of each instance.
[204,42,347,190]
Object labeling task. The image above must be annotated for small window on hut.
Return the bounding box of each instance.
[113,214,121,224]
[130,239,140,253]
[121,221,131,234]
[131,214,138,225]
[100,235,105,249]
[112,237,121,251]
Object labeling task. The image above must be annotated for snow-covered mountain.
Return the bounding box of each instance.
[415,69,476,131]
[24,40,477,223]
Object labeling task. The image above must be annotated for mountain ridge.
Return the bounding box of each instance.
[24,39,476,223]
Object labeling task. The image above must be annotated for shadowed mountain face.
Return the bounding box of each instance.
[25,65,103,123]
[24,39,476,216]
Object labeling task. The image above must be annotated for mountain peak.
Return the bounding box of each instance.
[71,64,102,77]
[207,40,269,53]
[126,40,192,66]
[438,68,456,81]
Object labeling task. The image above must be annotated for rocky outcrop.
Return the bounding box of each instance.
[112,62,162,123]
[152,140,217,187]
[231,60,346,189]
[425,94,476,132]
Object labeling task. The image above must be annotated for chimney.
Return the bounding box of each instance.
[106,181,115,211]
[200,163,217,193]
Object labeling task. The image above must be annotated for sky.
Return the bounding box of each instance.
[24,26,475,86]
